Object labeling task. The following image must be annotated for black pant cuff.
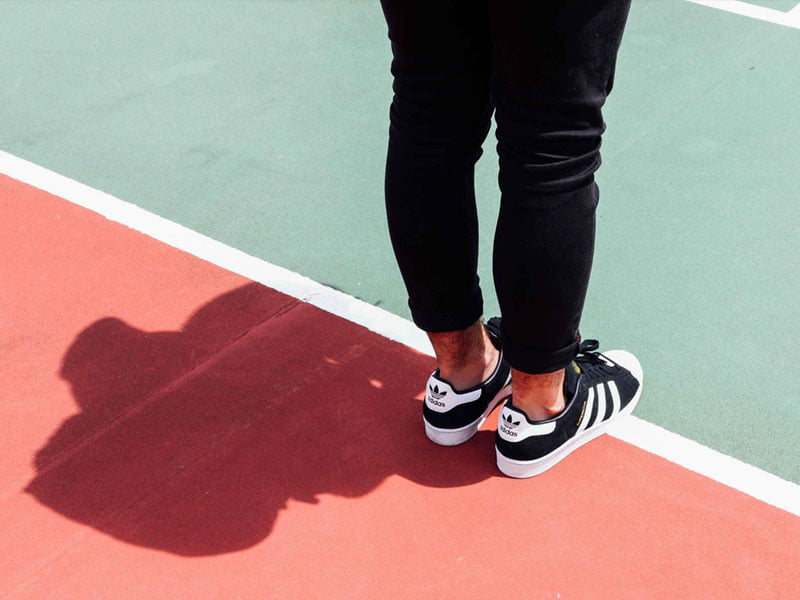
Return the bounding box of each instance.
[409,298,483,333]
[502,331,579,374]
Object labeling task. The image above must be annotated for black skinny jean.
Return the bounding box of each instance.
[381,0,631,374]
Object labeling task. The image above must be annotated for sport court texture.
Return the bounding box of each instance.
[1,1,799,598]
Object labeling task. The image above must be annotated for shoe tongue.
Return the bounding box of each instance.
[563,361,580,399]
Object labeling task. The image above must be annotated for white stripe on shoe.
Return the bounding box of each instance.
[608,380,621,419]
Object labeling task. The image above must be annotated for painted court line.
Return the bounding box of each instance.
[684,0,800,29]
[2,148,799,517]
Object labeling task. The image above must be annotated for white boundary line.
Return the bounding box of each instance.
[684,0,800,29]
[2,148,799,517]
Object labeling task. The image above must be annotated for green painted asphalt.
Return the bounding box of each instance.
[2,1,799,482]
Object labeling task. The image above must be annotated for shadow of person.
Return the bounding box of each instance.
[25,282,497,556]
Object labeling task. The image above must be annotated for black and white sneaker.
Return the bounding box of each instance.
[495,340,642,478]
[423,318,512,446]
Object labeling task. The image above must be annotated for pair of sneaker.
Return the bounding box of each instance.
[423,318,643,478]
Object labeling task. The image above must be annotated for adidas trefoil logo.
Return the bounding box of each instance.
[429,384,447,400]
[502,412,520,429]
[499,411,521,437]
[427,384,447,408]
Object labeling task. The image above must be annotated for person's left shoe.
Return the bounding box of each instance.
[423,318,512,446]
[495,339,642,478]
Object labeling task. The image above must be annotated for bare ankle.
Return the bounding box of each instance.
[429,320,498,391]
[511,368,565,421]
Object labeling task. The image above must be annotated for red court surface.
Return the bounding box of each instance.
[2,175,799,598]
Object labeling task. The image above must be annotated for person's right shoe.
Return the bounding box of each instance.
[495,339,642,478]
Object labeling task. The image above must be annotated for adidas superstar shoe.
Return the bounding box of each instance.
[495,340,642,478]
[423,318,512,446]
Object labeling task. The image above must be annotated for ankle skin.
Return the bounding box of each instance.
[511,367,565,421]
[428,320,498,391]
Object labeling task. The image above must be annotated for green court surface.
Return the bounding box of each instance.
[1,0,799,488]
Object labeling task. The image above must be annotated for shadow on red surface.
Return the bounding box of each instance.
[25,283,497,556]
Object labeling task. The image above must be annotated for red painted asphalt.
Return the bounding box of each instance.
[2,175,798,598]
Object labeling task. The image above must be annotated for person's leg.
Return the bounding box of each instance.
[489,0,632,419]
[380,0,497,390]
[381,0,513,446]
[489,0,643,478]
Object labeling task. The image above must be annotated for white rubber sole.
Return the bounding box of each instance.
[496,350,643,478]
[425,382,512,446]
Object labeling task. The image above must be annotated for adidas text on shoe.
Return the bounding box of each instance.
[423,318,512,446]
[495,340,643,478]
